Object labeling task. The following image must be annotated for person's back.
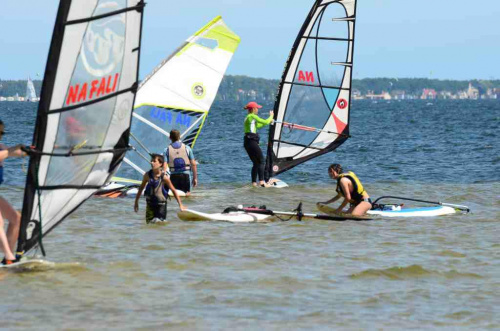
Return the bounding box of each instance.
[164,129,197,196]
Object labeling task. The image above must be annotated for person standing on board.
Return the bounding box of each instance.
[243,101,274,187]
[317,164,372,216]
[134,154,186,224]
[0,120,25,265]
[164,129,198,196]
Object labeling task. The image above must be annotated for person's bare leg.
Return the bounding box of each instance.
[352,201,372,216]
[0,213,15,261]
[0,197,20,251]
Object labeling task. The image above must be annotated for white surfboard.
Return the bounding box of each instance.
[177,209,273,223]
[268,179,289,188]
[367,206,456,217]
[0,259,55,271]
[317,203,456,218]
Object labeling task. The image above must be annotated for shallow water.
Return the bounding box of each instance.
[0,100,499,329]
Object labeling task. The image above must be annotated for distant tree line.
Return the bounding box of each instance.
[0,79,42,97]
[352,78,500,95]
[2,76,499,100]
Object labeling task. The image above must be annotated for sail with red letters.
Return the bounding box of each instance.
[17,0,145,255]
[265,0,357,179]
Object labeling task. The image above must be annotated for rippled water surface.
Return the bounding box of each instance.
[0,100,499,329]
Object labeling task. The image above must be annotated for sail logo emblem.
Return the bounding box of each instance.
[81,2,126,77]
[192,83,206,99]
[337,98,348,109]
[298,70,314,83]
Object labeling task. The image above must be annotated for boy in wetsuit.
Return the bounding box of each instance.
[134,154,186,223]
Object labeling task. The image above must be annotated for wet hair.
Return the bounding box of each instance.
[170,129,180,142]
[0,119,3,126]
[150,153,164,165]
[328,163,343,174]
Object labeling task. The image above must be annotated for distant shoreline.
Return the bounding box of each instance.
[1,75,499,101]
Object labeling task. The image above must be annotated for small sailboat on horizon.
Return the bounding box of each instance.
[25,76,38,102]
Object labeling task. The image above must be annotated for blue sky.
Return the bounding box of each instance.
[1,0,499,81]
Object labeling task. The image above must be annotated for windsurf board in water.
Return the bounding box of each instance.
[178,209,273,223]
[0,259,55,271]
[317,203,456,218]
[178,205,371,223]
[262,179,289,188]
[368,206,457,217]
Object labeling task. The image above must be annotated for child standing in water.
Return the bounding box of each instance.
[134,154,186,223]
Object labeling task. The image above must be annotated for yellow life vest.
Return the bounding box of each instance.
[336,171,367,202]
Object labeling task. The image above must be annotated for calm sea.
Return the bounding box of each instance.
[0,100,499,329]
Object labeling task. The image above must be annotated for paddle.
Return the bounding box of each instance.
[372,196,470,212]
[241,203,373,222]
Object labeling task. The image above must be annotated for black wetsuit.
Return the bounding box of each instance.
[244,133,265,183]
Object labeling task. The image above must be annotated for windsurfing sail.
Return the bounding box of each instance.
[25,76,37,102]
[123,16,240,179]
[17,0,145,255]
[265,0,357,179]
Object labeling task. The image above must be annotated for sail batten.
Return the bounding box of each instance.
[265,0,357,178]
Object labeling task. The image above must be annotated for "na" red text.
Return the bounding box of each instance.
[298,70,314,83]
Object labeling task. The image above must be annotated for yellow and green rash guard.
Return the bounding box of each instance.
[244,113,273,134]
[336,171,367,202]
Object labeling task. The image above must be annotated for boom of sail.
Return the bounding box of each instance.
[17,0,145,255]
[122,16,240,180]
[265,0,357,179]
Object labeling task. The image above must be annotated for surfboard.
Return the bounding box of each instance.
[317,203,457,218]
[314,204,372,220]
[178,204,371,223]
[0,259,55,271]
[178,209,273,223]
[368,206,456,217]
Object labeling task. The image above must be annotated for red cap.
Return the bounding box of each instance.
[244,101,262,110]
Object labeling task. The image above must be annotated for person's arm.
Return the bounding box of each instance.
[163,176,186,211]
[0,145,24,162]
[318,193,341,206]
[0,149,7,162]
[162,148,170,173]
[188,147,197,188]
[250,112,274,129]
[134,175,149,212]
[335,178,351,213]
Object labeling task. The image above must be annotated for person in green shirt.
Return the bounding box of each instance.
[243,101,274,187]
